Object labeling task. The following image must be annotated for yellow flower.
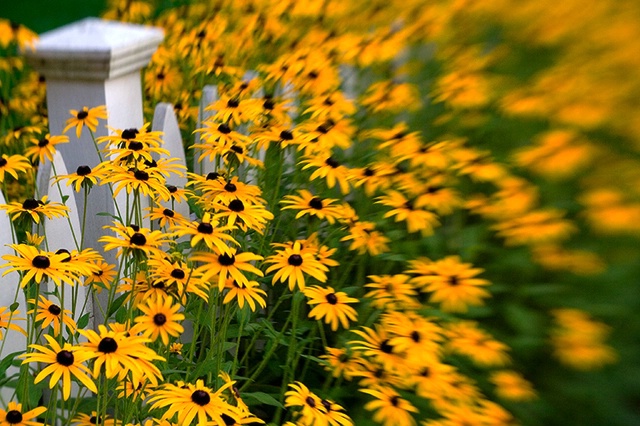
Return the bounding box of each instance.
[0,154,31,183]
[62,105,108,138]
[303,285,358,331]
[131,294,185,345]
[264,241,329,291]
[0,402,46,426]
[490,371,537,401]
[361,386,418,426]
[20,334,97,400]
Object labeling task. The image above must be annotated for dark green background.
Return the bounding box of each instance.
[1,0,107,33]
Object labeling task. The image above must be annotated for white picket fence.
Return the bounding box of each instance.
[0,18,186,405]
[1,17,360,404]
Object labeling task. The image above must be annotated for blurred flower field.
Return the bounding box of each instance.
[1,0,640,425]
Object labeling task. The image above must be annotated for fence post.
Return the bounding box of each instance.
[24,18,164,323]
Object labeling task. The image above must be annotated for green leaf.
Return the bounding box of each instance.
[0,352,20,377]
[9,302,19,312]
[243,391,284,408]
[108,293,128,318]
[77,313,90,329]
[61,195,69,203]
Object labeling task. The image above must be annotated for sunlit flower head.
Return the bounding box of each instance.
[62,105,108,138]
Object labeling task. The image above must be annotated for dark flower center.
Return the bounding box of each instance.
[77,111,89,119]
[325,157,339,168]
[227,98,240,108]
[134,170,149,181]
[221,413,236,425]
[22,198,40,210]
[206,172,221,180]
[56,249,71,262]
[224,182,237,192]
[325,293,338,305]
[308,71,319,79]
[229,199,244,212]
[48,304,62,315]
[76,165,91,176]
[121,128,138,139]
[309,197,323,210]
[390,396,399,407]
[230,145,243,154]
[153,313,167,326]
[98,337,118,353]
[32,255,50,269]
[152,281,166,289]
[322,400,332,411]
[411,330,421,342]
[323,97,334,106]
[128,141,143,151]
[5,410,23,424]
[0,158,8,167]
[171,268,185,279]
[130,232,147,246]
[191,390,211,406]
[163,208,175,218]
[280,130,293,140]
[288,254,303,266]
[394,131,406,139]
[420,367,430,377]
[263,97,275,110]
[218,254,235,266]
[218,123,231,134]
[56,350,75,366]
[167,185,178,193]
[364,167,375,177]
[197,222,214,234]
[448,276,459,286]
[130,224,140,232]
[316,120,334,134]
[305,396,316,407]
[157,72,165,80]
[89,415,100,424]
[380,339,393,354]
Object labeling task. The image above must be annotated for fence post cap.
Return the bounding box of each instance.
[23,17,164,81]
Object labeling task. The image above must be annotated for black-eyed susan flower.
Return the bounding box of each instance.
[99,163,171,201]
[316,399,353,426]
[264,241,329,291]
[211,197,274,234]
[304,285,358,331]
[319,347,363,380]
[351,325,407,371]
[20,334,96,400]
[24,133,69,163]
[550,308,617,370]
[145,206,189,229]
[377,190,440,236]
[349,161,395,196]
[100,223,171,259]
[82,258,117,291]
[0,195,69,224]
[364,274,420,311]
[194,175,263,206]
[303,91,356,122]
[1,244,80,287]
[340,220,390,256]
[446,321,511,367]
[148,379,242,425]
[147,253,206,297]
[407,256,490,313]
[281,190,343,224]
[28,295,76,336]
[383,311,443,358]
[0,402,46,426]
[79,323,164,383]
[62,105,108,138]
[131,294,185,345]
[71,411,116,426]
[489,370,537,401]
[0,306,26,339]
[53,164,103,192]
[298,118,354,154]
[361,386,418,426]
[300,154,352,194]
[191,248,264,291]
[284,382,327,426]
[172,213,238,254]
[222,279,267,312]
[0,154,31,183]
